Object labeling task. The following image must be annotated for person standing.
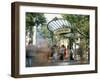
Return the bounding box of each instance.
[64,46,67,60]
[59,45,65,61]
[26,41,34,67]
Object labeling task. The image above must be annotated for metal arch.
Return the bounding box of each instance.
[48,24,55,31]
[47,17,88,39]
[47,22,57,31]
[48,25,54,31]
[47,18,58,32]
[47,17,72,32]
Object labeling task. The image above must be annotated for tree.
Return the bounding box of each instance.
[62,14,89,38]
[26,12,46,42]
[62,14,89,60]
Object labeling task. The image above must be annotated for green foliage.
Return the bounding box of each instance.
[40,25,50,38]
[26,12,46,33]
[26,12,46,27]
[62,14,89,54]
[62,14,89,38]
[26,12,46,41]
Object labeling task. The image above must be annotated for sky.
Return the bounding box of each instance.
[44,14,63,22]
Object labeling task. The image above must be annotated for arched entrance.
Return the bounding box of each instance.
[47,17,89,63]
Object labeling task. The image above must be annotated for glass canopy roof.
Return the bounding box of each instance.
[47,17,72,33]
[47,17,87,38]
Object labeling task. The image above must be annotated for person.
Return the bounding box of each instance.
[59,45,65,61]
[78,45,83,63]
[26,41,34,67]
[53,46,58,62]
[50,45,55,58]
[66,45,70,61]
[70,48,74,60]
[64,46,67,60]
[51,45,58,62]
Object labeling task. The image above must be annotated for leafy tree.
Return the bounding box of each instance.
[62,14,89,38]
[26,12,46,41]
[62,14,89,58]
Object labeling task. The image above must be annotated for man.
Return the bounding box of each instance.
[26,41,34,67]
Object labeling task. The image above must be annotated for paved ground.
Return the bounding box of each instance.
[26,59,89,67]
[47,60,89,66]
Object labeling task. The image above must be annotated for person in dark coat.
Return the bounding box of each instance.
[26,41,34,67]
